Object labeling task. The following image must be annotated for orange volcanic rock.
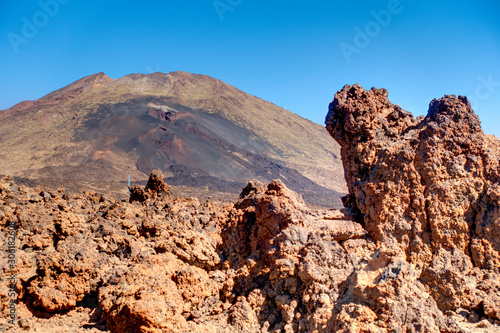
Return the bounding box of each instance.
[0,174,365,332]
[326,84,500,330]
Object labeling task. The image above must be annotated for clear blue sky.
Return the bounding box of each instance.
[1,1,499,136]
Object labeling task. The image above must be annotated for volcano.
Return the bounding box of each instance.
[0,71,345,207]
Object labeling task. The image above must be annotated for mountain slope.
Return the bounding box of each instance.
[0,71,346,206]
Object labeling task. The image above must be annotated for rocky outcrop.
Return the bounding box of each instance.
[326,84,500,330]
[129,169,172,203]
[145,169,172,197]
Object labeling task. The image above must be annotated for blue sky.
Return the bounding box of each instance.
[1,0,499,136]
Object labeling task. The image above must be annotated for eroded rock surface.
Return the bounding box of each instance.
[326,84,500,331]
[0,175,367,332]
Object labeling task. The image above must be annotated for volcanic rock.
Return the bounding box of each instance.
[144,169,172,197]
[0,173,365,332]
[326,84,500,330]
[129,169,172,203]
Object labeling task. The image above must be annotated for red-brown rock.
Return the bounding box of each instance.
[326,84,500,329]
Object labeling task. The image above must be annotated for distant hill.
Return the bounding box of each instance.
[0,71,346,207]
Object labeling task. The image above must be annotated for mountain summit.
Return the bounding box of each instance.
[0,72,345,206]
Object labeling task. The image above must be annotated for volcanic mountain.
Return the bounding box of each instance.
[0,72,345,207]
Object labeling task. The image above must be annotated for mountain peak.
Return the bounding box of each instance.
[122,71,221,84]
[40,72,113,101]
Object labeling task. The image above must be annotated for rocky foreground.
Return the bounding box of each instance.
[1,85,500,332]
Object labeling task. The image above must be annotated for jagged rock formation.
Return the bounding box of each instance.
[144,169,172,197]
[1,84,499,332]
[326,84,500,331]
[0,173,366,332]
[129,169,172,203]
